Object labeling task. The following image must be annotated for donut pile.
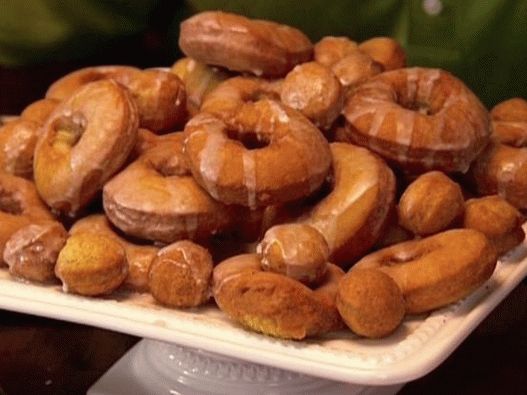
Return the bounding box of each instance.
[0,11,525,340]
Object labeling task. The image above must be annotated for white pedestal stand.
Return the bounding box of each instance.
[88,339,404,395]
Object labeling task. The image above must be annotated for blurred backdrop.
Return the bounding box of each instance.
[1,0,526,113]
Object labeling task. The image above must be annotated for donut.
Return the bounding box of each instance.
[469,98,527,209]
[46,66,186,132]
[4,221,67,283]
[280,62,344,129]
[200,76,282,118]
[179,11,312,77]
[314,36,359,67]
[0,119,42,178]
[463,196,525,256]
[184,99,331,208]
[131,129,183,160]
[354,229,498,314]
[213,256,342,339]
[358,37,406,71]
[303,143,395,267]
[20,98,60,125]
[103,133,234,243]
[148,240,213,308]
[171,57,231,116]
[55,232,128,296]
[34,79,139,216]
[343,67,490,173]
[337,268,405,338]
[331,51,383,93]
[257,224,329,286]
[212,253,262,296]
[0,173,54,264]
[398,171,465,236]
[69,214,159,292]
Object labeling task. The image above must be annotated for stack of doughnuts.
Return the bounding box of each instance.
[0,10,525,341]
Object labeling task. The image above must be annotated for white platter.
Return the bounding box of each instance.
[0,232,526,386]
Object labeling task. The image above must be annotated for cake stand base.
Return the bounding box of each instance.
[88,339,404,395]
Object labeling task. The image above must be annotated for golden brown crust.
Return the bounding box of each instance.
[337,268,405,338]
[4,221,67,283]
[305,143,395,267]
[343,68,490,173]
[184,100,331,208]
[314,36,359,67]
[0,119,42,178]
[280,62,344,129]
[55,233,128,296]
[331,51,383,92]
[463,196,525,256]
[34,79,139,216]
[103,134,234,243]
[398,171,465,235]
[257,224,329,286]
[179,11,312,77]
[358,37,406,71]
[21,98,60,125]
[490,97,527,147]
[212,253,262,295]
[148,240,213,308]
[354,229,498,314]
[69,214,158,292]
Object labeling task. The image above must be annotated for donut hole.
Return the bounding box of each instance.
[51,112,87,148]
[0,192,23,215]
[226,128,270,150]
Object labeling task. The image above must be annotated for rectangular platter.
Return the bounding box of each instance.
[0,227,526,386]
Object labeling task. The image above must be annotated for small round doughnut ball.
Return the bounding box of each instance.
[337,268,405,338]
[55,233,127,296]
[358,37,406,71]
[280,62,344,129]
[463,195,525,256]
[313,36,359,67]
[148,240,213,308]
[331,51,383,91]
[4,221,67,283]
[257,224,329,286]
[398,171,464,236]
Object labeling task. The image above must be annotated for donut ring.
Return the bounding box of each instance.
[0,173,54,264]
[103,134,234,243]
[69,214,159,292]
[0,119,42,178]
[34,79,139,216]
[184,99,331,208]
[469,98,527,209]
[179,11,312,77]
[354,229,497,314]
[343,67,490,173]
[304,143,395,267]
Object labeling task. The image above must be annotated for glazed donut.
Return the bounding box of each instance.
[103,133,234,243]
[171,57,231,116]
[46,66,186,132]
[337,268,405,338]
[314,36,359,67]
[148,240,213,308]
[469,98,527,209]
[358,37,406,71]
[200,76,282,118]
[213,257,342,339]
[4,221,67,283]
[331,51,383,93]
[256,224,329,286]
[0,173,54,264]
[354,229,497,314]
[184,100,331,208]
[34,79,139,216]
[69,214,159,292]
[20,98,60,125]
[212,253,262,296]
[343,67,490,173]
[131,129,183,160]
[303,143,395,267]
[55,232,128,296]
[398,171,465,236]
[0,119,42,178]
[280,62,344,129]
[179,11,312,77]
[463,196,525,256]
